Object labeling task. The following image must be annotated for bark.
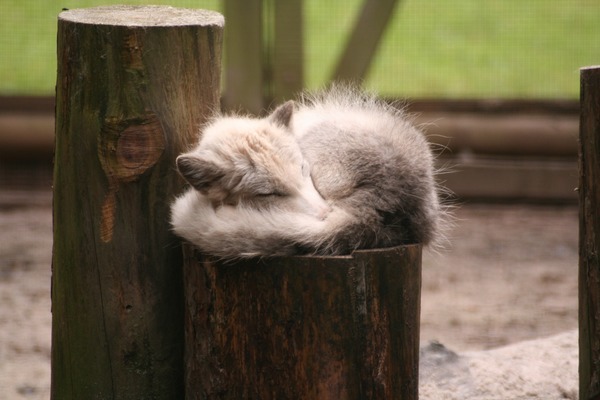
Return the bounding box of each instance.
[184,245,422,400]
[52,6,223,399]
[579,65,600,400]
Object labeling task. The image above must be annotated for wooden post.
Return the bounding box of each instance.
[222,0,264,114]
[223,0,303,113]
[184,245,422,400]
[52,6,223,399]
[579,65,600,400]
[270,0,304,104]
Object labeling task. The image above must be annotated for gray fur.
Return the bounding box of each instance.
[171,85,447,259]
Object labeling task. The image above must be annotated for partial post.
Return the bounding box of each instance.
[270,0,304,103]
[184,245,422,400]
[52,6,223,399]
[222,0,263,114]
[579,65,600,400]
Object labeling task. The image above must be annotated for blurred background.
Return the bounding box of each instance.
[0,1,597,399]
[2,0,596,199]
[1,0,596,97]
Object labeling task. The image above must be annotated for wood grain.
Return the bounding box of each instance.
[579,66,600,400]
[52,6,223,399]
[184,245,422,400]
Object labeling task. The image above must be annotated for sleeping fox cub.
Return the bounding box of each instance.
[171,86,445,259]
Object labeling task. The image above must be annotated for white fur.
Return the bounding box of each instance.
[171,191,351,258]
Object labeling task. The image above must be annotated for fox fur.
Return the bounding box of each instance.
[171,86,446,259]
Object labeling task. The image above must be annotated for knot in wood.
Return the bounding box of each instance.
[99,113,165,182]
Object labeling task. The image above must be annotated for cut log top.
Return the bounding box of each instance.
[59,5,224,27]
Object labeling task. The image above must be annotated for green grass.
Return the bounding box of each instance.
[1,0,599,98]
[0,0,221,95]
[305,0,600,98]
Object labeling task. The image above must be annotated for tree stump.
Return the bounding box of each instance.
[183,245,422,400]
[579,65,600,400]
[52,6,223,399]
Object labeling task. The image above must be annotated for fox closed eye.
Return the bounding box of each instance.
[255,190,286,198]
[301,160,311,178]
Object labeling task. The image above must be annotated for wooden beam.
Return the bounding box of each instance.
[439,156,577,202]
[0,114,54,161]
[417,112,578,158]
[332,0,401,82]
[270,0,304,103]
[223,0,264,113]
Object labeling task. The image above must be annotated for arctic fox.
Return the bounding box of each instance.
[171,86,445,259]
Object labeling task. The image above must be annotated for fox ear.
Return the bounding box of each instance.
[268,100,294,128]
[176,154,225,192]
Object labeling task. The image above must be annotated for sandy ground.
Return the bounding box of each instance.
[421,203,578,352]
[1,201,53,400]
[0,189,579,399]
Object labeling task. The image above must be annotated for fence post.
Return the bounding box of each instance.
[184,245,422,399]
[270,0,304,104]
[579,65,600,400]
[222,0,264,114]
[223,0,303,113]
[52,6,223,399]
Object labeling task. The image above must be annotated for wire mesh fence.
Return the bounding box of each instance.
[0,0,598,98]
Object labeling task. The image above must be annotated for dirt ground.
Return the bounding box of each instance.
[422,203,578,352]
[0,189,579,399]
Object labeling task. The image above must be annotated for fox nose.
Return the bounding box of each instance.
[312,201,331,220]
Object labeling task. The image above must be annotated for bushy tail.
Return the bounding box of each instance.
[171,190,359,260]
